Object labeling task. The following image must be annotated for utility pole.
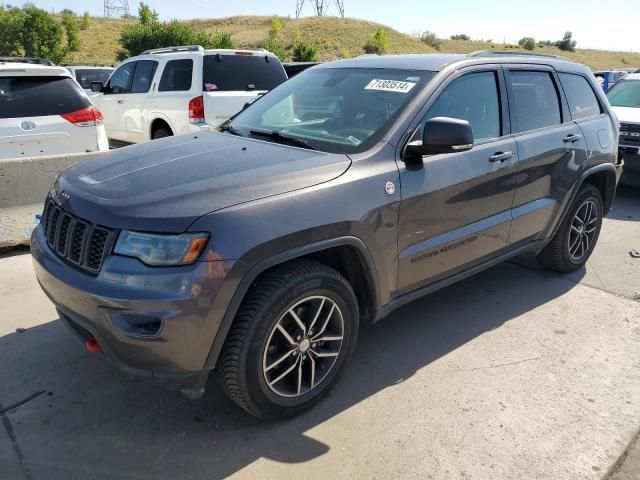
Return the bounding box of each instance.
[295,0,345,18]
[104,0,131,18]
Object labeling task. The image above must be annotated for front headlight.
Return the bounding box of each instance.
[114,231,209,266]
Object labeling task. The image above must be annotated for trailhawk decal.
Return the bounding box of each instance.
[364,79,416,93]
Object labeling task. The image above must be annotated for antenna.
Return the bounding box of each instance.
[104,0,131,18]
[296,0,345,18]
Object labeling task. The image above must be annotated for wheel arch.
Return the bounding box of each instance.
[204,236,381,370]
[581,163,618,214]
[150,116,174,139]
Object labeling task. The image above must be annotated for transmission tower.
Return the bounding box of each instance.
[104,0,131,18]
[296,0,345,18]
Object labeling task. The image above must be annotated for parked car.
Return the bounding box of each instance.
[90,45,287,146]
[32,51,622,419]
[0,61,108,160]
[283,62,320,78]
[607,73,640,185]
[65,65,114,97]
[593,69,633,92]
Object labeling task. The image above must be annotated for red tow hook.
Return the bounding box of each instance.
[85,338,102,353]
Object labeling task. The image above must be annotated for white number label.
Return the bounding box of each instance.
[365,79,416,93]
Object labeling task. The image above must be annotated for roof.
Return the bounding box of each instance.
[318,51,582,72]
[0,63,71,77]
[618,73,640,81]
[134,45,276,58]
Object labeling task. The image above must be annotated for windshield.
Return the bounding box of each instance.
[74,68,114,89]
[229,68,435,154]
[607,80,640,107]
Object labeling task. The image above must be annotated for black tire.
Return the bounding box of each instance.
[152,126,172,140]
[218,260,359,419]
[538,184,603,273]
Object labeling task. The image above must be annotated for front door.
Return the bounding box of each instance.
[396,68,519,295]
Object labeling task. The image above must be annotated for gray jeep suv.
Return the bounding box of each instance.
[32,52,623,419]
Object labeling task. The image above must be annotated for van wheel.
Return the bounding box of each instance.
[538,184,603,272]
[218,260,359,419]
[152,127,172,140]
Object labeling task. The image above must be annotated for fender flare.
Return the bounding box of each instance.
[149,114,175,139]
[203,236,381,370]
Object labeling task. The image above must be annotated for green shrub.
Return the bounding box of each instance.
[420,30,441,51]
[0,6,25,56]
[259,16,285,61]
[293,41,318,62]
[61,9,81,53]
[450,34,470,41]
[518,37,536,51]
[80,12,91,30]
[556,31,576,52]
[363,27,389,55]
[21,5,65,63]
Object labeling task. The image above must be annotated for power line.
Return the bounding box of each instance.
[104,0,131,18]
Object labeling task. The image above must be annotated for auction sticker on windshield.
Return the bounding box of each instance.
[365,79,416,93]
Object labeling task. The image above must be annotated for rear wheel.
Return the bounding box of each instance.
[538,184,603,272]
[151,126,172,140]
[218,260,359,419]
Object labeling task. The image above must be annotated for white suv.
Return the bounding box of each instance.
[91,46,288,145]
[0,61,109,160]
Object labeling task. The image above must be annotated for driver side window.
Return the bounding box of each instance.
[107,62,136,94]
[415,71,502,142]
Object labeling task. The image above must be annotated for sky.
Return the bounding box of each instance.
[8,0,639,51]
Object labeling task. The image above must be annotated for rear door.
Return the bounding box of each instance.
[0,75,96,159]
[396,67,519,294]
[154,58,197,135]
[201,53,287,127]
[505,67,589,244]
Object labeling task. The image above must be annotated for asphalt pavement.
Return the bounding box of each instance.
[0,186,639,480]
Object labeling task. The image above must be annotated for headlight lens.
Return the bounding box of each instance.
[114,231,209,266]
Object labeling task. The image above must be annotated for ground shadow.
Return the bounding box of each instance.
[608,184,639,222]
[0,260,585,480]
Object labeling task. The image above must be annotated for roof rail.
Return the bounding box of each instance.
[468,50,572,61]
[0,56,54,66]
[140,45,204,55]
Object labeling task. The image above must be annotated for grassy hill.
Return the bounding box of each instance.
[67,15,640,71]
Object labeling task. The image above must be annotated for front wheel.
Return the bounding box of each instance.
[538,184,603,272]
[218,260,359,419]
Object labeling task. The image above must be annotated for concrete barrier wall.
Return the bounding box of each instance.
[0,152,102,209]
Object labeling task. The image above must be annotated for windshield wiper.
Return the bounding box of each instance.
[218,123,245,137]
[249,129,317,151]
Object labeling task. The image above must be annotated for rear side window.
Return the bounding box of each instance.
[74,69,113,89]
[559,73,602,120]
[509,71,562,132]
[131,60,158,93]
[202,54,287,92]
[108,62,136,94]
[422,71,501,141]
[0,76,90,119]
[159,59,193,92]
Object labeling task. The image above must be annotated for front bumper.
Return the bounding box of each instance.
[31,224,234,397]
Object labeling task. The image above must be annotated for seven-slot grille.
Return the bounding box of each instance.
[42,198,115,273]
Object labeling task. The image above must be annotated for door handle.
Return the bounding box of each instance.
[489,151,514,162]
[117,99,125,104]
[563,134,582,143]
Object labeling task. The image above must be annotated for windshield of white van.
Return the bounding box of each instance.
[607,80,640,108]
[229,68,435,154]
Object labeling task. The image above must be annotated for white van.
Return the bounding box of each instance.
[0,61,109,160]
[91,46,288,145]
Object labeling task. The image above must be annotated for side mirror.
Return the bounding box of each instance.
[405,117,474,160]
[91,81,104,93]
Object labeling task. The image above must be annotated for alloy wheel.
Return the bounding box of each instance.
[568,199,598,262]
[262,295,344,398]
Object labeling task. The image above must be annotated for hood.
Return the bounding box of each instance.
[56,131,351,232]
[610,106,640,124]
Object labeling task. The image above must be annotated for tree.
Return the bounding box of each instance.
[450,34,471,41]
[420,30,441,51]
[556,31,576,52]
[61,9,81,52]
[518,37,536,51]
[118,2,234,60]
[0,6,25,57]
[21,5,65,63]
[259,16,285,61]
[363,27,389,55]
[293,41,318,62]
